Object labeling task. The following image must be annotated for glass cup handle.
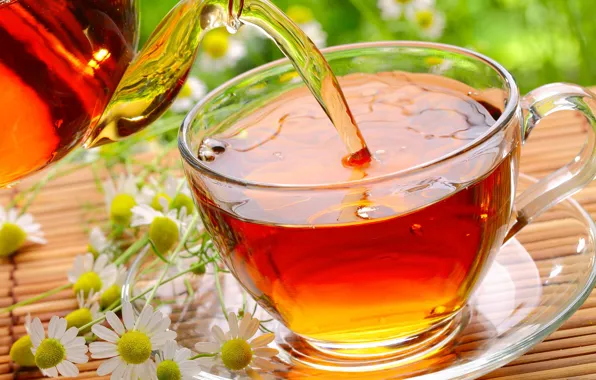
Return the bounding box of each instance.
[506,83,596,240]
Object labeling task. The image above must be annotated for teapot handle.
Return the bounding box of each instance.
[86,0,245,147]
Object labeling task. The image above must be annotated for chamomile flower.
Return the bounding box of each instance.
[104,173,140,225]
[131,201,189,254]
[199,28,247,72]
[98,266,127,310]
[155,340,201,380]
[0,206,46,257]
[68,253,118,297]
[90,302,176,380]
[140,175,195,215]
[406,4,446,39]
[194,312,281,374]
[425,56,453,75]
[377,0,433,20]
[65,290,102,334]
[29,316,89,377]
[287,5,327,48]
[171,77,207,113]
[88,227,110,258]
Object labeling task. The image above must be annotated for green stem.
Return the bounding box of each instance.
[113,234,150,266]
[213,263,228,320]
[189,353,217,360]
[141,215,199,313]
[78,264,198,333]
[0,283,71,314]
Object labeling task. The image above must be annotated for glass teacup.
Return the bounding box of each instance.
[179,42,596,366]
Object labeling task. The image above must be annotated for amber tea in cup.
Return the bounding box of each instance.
[181,43,596,367]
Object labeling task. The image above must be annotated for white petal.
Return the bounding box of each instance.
[238,313,252,338]
[30,317,45,347]
[163,340,177,360]
[64,336,86,349]
[175,347,191,362]
[54,318,67,340]
[57,360,79,377]
[93,325,120,343]
[151,316,172,335]
[82,253,94,272]
[250,334,275,348]
[122,363,134,380]
[228,313,239,338]
[98,356,122,376]
[241,319,259,340]
[212,325,226,344]
[48,315,59,339]
[194,342,220,353]
[111,361,128,380]
[253,357,278,371]
[146,312,165,334]
[89,342,118,358]
[27,235,47,244]
[60,327,78,346]
[253,347,278,358]
[122,302,135,331]
[150,330,177,348]
[106,311,125,335]
[93,254,109,272]
[42,366,59,378]
[66,353,89,364]
[110,361,130,380]
[136,304,154,331]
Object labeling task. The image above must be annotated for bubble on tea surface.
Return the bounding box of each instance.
[410,223,423,236]
[197,138,229,162]
[203,138,227,154]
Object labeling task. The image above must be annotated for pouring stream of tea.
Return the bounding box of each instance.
[94,0,371,165]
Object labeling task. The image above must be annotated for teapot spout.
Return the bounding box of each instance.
[86,0,242,147]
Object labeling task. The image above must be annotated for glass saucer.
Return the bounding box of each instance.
[123,174,596,379]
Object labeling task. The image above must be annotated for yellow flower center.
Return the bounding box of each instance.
[170,193,195,214]
[110,193,137,225]
[151,193,172,212]
[87,243,100,259]
[65,308,93,333]
[202,29,229,59]
[149,216,179,254]
[0,222,27,257]
[178,82,193,98]
[10,335,36,367]
[221,338,253,371]
[157,359,182,380]
[35,338,66,369]
[424,56,444,66]
[73,272,102,297]
[287,5,314,24]
[118,331,152,364]
[416,10,434,29]
[100,284,121,309]
[395,0,412,4]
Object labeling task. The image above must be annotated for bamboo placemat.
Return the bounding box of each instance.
[1,108,595,379]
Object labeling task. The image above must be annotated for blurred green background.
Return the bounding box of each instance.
[139,0,595,94]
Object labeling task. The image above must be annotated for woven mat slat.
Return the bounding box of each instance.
[4,105,596,379]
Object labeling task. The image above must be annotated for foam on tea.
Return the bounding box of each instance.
[192,72,517,343]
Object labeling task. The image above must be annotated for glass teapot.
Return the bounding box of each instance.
[0,0,320,187]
